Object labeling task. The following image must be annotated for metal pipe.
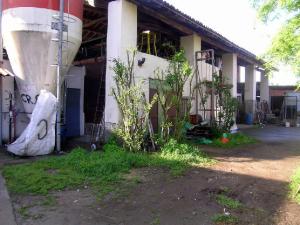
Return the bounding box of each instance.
[211,49,215,123]
[56,0,64,152]
[195,51,199,123]
[0,77,2,147]
[0,0,3,146]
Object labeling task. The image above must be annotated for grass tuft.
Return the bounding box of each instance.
[212,133,256,148]
[212,213,238,224]
[289,167,300,204]
[3,139,214,195]
[216,194,243,209]
[41,195,57,207]
[17,206,31,219]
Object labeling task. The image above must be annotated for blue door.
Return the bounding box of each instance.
[66,88,81,137]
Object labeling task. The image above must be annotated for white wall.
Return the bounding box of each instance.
[0,61,86,142]
[134,52,169,101]
[1,75,14,142]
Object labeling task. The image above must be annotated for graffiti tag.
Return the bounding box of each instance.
[37,119,48,140]
[21,94,39,105]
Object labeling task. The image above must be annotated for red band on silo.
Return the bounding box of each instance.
[3,0,83,20]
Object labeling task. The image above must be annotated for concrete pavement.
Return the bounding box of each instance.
[0,173,17,225]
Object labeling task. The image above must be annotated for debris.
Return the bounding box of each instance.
[186,124,214,140]
[220,133,230,144]
[223,208,230,216]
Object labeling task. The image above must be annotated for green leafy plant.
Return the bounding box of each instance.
[212,133,256,148]
[216,194,243,209]
[155,50,193,142]
[193,73,238,134]
[252,0,300,76]
[212,213,238,224]
[213,73,238,133]
[289,167,300,204]
[111,50,157,152]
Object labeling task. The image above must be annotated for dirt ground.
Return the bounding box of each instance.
[9,126,300,225]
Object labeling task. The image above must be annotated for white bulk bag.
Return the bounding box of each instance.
[7,90,57,156]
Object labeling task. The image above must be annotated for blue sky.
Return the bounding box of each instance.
[165,0,298,85]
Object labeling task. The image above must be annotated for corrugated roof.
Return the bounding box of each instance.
[135,0,262,65]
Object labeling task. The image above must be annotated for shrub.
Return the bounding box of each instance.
[155,50,193,142]
[111,50,157,152]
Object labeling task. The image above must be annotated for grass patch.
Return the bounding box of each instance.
[41,195,57,207]
[212,214,238,224]
[216,194,243,209]
[17,206,31,219]
[3,139,214,195]
[212,133,256,148]
[150,217,160,225]
[289,167,300,204]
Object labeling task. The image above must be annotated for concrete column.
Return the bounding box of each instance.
[105,0,137,126]
[245,65,257,114]
[222,53,238,97]
[180,34,201,114]
[180,34,201,67]
[237,66,241,83]
[260,71,270,103]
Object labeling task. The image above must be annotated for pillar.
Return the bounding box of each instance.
[222,53,238,97]
[180,34,201,114]
[260,71,270,104]
[245,65,257,114]
[105,0,137,127]
[237,66,241,83]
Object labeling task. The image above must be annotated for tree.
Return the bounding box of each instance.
[154,50,193,142]
[112,51,157,152]
[252,0,300,75]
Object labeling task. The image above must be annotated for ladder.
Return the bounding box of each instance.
[90,65,106,150]
[194,49,216,125]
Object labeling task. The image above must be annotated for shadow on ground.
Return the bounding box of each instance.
[4,125,300,225]
[11,166,300,225]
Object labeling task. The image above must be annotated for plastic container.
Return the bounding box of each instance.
[245,113,253,125]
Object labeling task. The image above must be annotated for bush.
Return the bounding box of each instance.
[111,50,157,152]
[154,50,193,142]
[160,139,212,165]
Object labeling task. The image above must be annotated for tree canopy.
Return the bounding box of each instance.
[253,0,300,76]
